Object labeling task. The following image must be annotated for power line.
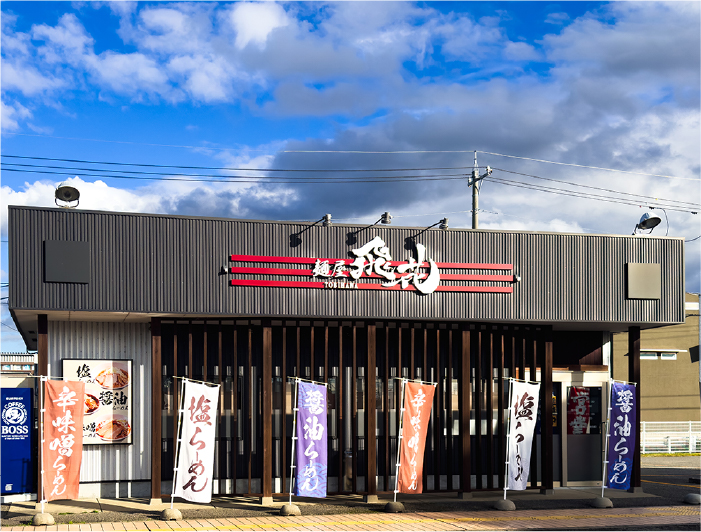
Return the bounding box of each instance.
[1,154,481,173]
[493,168,701,209]
[488,177,697,213]
[3,156,698,209]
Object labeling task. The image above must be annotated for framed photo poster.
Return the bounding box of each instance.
[63,359,132,445]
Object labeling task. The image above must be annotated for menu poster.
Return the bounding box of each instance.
[63,360,132,445]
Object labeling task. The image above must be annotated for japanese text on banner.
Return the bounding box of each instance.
[43,380,85,501]
[397,382,435,494]
[507,381,540,491]
[606,382,636,491]
[174,381,220,503]
[295,382,328,498]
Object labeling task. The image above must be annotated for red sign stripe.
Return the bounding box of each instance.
[229,254,512,270]
[230,279,512,293]
[229,266,513,282]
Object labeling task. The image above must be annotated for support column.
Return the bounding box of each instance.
[150,318,162,504]
[459,325,472,499]
[36,314,48,503]
[364,324,378,503]
[628,326,642,493]
[261,323,273,505]
[541,327,554,495]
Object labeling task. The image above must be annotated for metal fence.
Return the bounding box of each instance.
[640,421,701,454]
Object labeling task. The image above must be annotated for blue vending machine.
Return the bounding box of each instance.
[1,388,35,495]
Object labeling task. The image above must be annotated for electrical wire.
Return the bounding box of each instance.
[1,154,481,173]
[493,168,701,209]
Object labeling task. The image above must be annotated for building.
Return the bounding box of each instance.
[612,293,700,423]
[6,205,686,502]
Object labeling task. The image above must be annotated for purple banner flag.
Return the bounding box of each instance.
[295,381,328,498]
[606,382,636,491]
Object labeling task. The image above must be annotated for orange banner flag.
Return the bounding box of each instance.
[43,380,85,501]
[397,381,435,494]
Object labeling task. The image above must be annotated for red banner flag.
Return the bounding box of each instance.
[43,380,85,501]
[397,382,435,494]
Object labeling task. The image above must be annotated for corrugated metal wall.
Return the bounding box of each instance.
[47,321,151,482]
[9,206,685,325]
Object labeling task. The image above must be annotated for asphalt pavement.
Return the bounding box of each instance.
[1,455,699,530]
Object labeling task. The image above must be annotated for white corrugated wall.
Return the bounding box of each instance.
[47,321,151,482]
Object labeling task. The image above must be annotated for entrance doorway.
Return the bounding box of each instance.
[554,370,610,487]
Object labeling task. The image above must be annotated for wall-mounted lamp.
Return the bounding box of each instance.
[380,212,392,225]
[322,214,332,227]
[632,210,663,236]
[439,218,449,230]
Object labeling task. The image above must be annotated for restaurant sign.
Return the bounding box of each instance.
[63,360,132,445]
[229,237,514,294]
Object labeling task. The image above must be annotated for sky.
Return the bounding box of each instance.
[1,1,700,352]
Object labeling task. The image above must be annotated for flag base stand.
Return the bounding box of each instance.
[458,492,472,500]
[591,496,613,508]
[684,493,700,505]
[494,499,515,511]
[161,508,182,520]
[384,501,404,513]
[280,503,301,516]
[32,512,55,526]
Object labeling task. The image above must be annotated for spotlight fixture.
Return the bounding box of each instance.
[632,211,662,235]
[380,212,392,225]
[439,218,449,230]
[322,214,332,227]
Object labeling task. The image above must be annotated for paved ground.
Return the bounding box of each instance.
[2,456,699,530]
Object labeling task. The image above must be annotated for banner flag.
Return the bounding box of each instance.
[507,380,540,491]
[294,381,328,497]
[606,382,636,491]
[43,380,85,501]
[397,382,435,494]
[567,387,590,434]
[174,380,220,503]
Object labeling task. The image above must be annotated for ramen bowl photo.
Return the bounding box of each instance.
[84,393,100,415]
[96,418,131,441]
[95,367,129,389]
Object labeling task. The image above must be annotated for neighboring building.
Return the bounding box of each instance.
[612,293,700,422]
[1,353,37,375]
[7,205,686,501]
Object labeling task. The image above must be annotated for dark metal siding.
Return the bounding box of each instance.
[8,206,685,324]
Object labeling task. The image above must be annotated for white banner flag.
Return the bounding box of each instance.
[174,380,220,503]
[507,380,540,491]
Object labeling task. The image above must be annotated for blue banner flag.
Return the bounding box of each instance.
[294,381,327,498]
[606,382,636,491]
[1,388,35,495]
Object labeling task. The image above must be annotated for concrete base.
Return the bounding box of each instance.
[494,499,516,511]
[363,494,379,503]
[384,501,405,513]
[161,508,182,521]
[628,486,645,494]
[259,496,274,506]
[540,489,555,496]
[591,497,613,508]
[280,504,301,516]
[149,498,163,506]
[458,492,472,500]
[683,493,701,505]
[32,513,55,526]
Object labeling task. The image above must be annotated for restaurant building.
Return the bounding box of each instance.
[7,205,685,502]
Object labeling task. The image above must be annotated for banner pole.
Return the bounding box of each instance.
[393,378,407,504]
[503,378,515,501]
[170,377,187,510]
[39,376,47,514]
[288,378,300,505]
[601,379,613,499]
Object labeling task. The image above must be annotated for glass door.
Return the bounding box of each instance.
[554,371,609,487]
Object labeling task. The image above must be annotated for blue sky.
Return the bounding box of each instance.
[2,1,700,351]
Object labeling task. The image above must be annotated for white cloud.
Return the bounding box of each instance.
[1,100,32,131]
[228,2,290,50]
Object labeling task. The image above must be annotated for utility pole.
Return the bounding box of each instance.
[469,150,492,229]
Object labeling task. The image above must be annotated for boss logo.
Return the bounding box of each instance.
[2,400,28,426]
